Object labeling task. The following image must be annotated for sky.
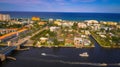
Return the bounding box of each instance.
[0,0,120,13]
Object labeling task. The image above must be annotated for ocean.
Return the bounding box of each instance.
[0,12,120,67]
[0,11,120,22]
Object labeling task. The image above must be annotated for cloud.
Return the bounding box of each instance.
[0,0,42,4]
[71,0,96,2]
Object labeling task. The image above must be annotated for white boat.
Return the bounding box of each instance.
[41,53,46,56]
[79,52,89,57]
[38,45,42,48]
[100,63,107,66]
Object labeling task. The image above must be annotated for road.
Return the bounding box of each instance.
[13,27,46,46]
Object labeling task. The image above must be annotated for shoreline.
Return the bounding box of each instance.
[90,35,120,48]
[32,45,95,48]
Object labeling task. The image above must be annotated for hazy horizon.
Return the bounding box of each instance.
[0,0,120,13]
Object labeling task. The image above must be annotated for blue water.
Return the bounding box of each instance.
[0,36,120,67]
[0,11,120,22]
[0,12,120,67]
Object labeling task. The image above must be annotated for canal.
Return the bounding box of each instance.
[0,36,120,67]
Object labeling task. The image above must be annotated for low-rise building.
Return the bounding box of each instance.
[84,39,91,46]
[117,25,120,29]
[54,21,62,26]
[65,38,74,46]
[85,30,90,35]
[50,26,60,32]
[49,18,54,22]
[38,21,47,25]
[62,22,73,28]
[107,22,117,26]
[74,37,84,47]
[31,16,40,21]
[101,21,117,26]
[78,23,87,28]
[40,37,48,43]
[100,35,106,38]
[85,20,99,26]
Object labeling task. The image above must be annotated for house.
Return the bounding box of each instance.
[83,39,91,46]
[38,21,47,25]
[50,26,60,32]
[57,38,64,42]
[54,21,62,26]
[107,22,117,26]
[40,37,48,43]
[62,22,73,28]
[101,21,117,26]
[47,39,54,45]
[93,24,101,30]
[109,33,115,37]
[97,31,106,35]
[85,20,99,26]
[65,38,74,46]
[100,35,106,38]
[49,18,54,22]
[101,26,113,31]
[81,35,86,38]
[78,23,87,28]
[117,25,120,29]
[74,37,84,48]
[85,30,90,35]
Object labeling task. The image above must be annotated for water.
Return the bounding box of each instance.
[0,47,7,50]
[0,37,120,67]
[1,47,120,67]
[0,11,120,22]
[0,12,120,67]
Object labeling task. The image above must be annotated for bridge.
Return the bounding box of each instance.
[0,28,46,61]
[0,36,29,61]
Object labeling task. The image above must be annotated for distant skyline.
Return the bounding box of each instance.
[0,0,120,13]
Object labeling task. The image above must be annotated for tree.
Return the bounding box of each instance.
[72,22,77,30]
[54,38,59,45]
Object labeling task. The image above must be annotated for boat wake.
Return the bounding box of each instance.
[20,57,120,67]
[41,53,64,58]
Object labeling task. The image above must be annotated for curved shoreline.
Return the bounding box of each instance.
[90,35,120,48]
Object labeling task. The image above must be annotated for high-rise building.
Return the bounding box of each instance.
[0,14,3,21]
[0,14,10,21]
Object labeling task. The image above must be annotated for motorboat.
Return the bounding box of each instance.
[100,63,107,66]
[41,53,46,56]
[79,52,89,57]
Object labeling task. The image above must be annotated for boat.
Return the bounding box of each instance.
[41,53,46,56]
[100,63,107,66]
[38,45,42,48]
[6,56,16,61]
[79,52,89,57]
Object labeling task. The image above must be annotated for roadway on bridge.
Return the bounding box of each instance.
[0,27,46,55]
